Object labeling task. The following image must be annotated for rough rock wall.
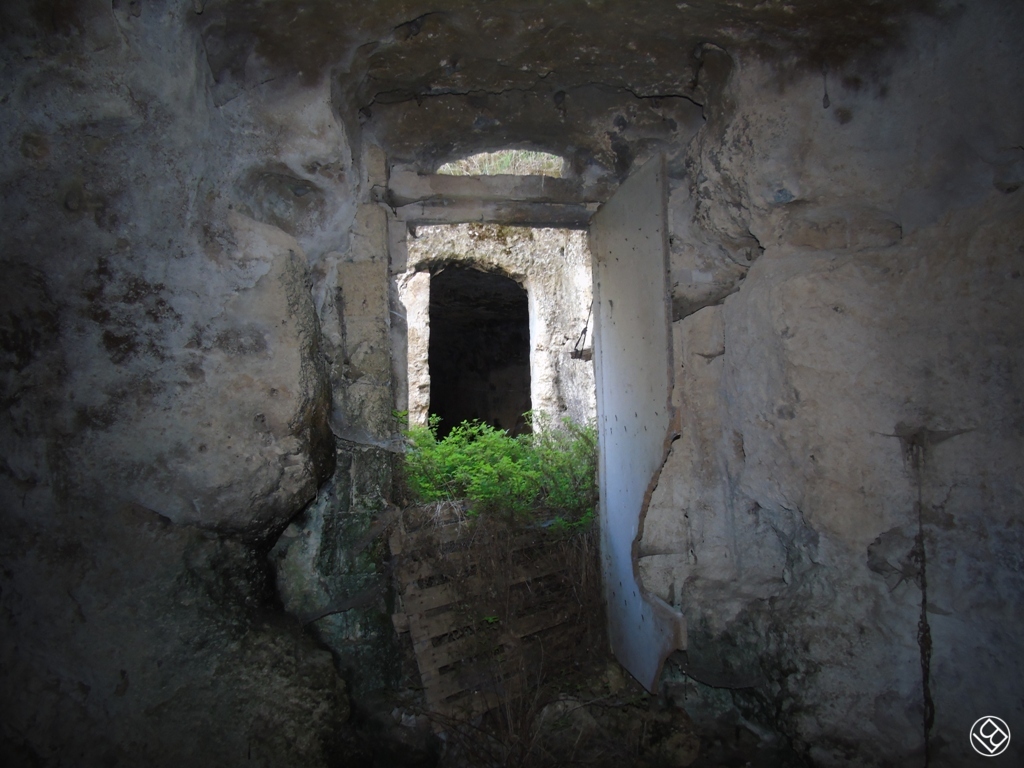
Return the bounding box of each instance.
[402,224,596,428]
[642,3,1024,765]
[3,0,1022,765]
[267,143,405,699]
[0,2,361,764]
[270,167,402,698]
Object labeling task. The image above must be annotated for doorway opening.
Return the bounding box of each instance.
[428,264,531,437]
[393,223,596,436]
[385,153,682,732]
[389,217,603,725]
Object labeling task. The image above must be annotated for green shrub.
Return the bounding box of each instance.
[401,414,597,525]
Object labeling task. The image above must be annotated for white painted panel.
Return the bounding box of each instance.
[589,155,686,692]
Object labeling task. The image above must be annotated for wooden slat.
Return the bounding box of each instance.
[391,512,586,726]
[404,523,473,548]
[413,605,572,677]
[401,556,570,614]
[401,526,557,560]
[401,581,463,614]
[404,589,567,646]
[398,553,476,585]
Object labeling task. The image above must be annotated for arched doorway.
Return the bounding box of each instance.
[427,264,531,437]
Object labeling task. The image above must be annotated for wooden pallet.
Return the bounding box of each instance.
[390,505,579,724]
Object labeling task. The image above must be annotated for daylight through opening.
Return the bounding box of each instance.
[436,149,565,177]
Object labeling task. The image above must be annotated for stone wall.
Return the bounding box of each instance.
[1,1,1021,766]
[0,3,369,764]
[642,4,1024,764]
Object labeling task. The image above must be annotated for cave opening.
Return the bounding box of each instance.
[427,264,532,438]
[389,148,597,437]
[386,212,607,732]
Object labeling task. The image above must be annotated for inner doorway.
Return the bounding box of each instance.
[393,223,596,436]
[428,265,531,437]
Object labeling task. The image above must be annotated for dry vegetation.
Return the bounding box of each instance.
[389,421,707,767]
[392,503,668,768]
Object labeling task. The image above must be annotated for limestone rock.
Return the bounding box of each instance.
[1,504,349,768]
[65,212,332,533]
[644,182,1024,767]
[327,206,395,447]
[3,1,1024,766]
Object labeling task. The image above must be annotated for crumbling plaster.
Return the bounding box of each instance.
[1,0,1022,766]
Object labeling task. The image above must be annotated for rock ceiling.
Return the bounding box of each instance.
[191,1,940,172]
[201,0,936,99]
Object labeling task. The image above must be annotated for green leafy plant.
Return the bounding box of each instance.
[401,413,597,525]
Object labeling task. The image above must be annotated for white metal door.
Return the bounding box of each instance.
[589,154,686,691]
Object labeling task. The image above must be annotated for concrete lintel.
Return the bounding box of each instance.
[393,200,598,228]
[388,169,613,207]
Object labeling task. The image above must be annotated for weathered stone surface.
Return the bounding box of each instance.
[270,466,400,696]
[1,4,351,763]
[373,86,706,180]
[197,0,935,176]
[3,0,1023,765]
[1,503,349,768]
[68,211,333,532]
[328,205,394,447]
[641,4,1024,762]
[668,183,761,320]
[393,270,432,424]
[648,200,1024,762]
[387,169,612,206]
[395,198,600,228]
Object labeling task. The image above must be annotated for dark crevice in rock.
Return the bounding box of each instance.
[893,424,972,766]
[907,446,933,767]
[672,282,743,323]
[667,650,762,691]
[359,74,706,124]
[360,69,558,110]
